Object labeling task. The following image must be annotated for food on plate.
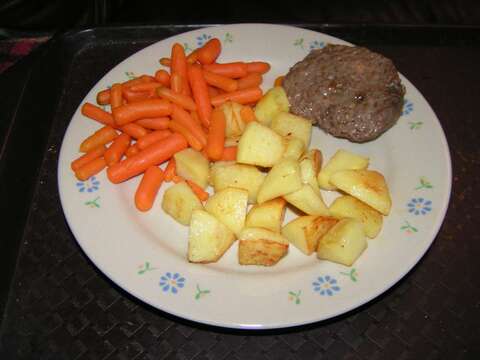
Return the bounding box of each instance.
[254,86,290,126]
[221,101,246,138]
[210,163,265,204]
[317,149,369,190]
[283,44,405,142]
[282,215,338,255]
[204,187,249,237]
[330,169,392,215]
[317,218,367,266]
[329,195,383,238]
[283,184,330,216]
[245,198,287,233]
[188,210,236,263]
[236,121,285,167]
[161,181,203,225]
[256,158,303,204]
[135,166,165,212]
[282,137,305,160]
[174,148,210,189]
[270,112,312,148]
[299,149,322,194]
[238,227,289,266]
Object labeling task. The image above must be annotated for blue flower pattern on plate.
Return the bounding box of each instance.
[402,99,414,116]
[159,272,185,294]
[76,176,100,193]
[196,34,212,47]
[407,198,432,215]
[309,40,325,50]
[313,275,341,296]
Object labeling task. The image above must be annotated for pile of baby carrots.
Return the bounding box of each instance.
[71,37,270,211]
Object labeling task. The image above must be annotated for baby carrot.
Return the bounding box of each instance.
[96,89,110,105]
[206,108,226,161]
[157,87,197,111]
[188,65,212,127]
[274,75,285,87]
[159,57,171,67]
[186,180,209,201]
[107,133,188,183]
[81,103,115,127]
[155,69,171,87]
[169,121,203,151]
[210,87,263,107]
[207,86,221,98]
[171,43,190,96]
[171,104,207,145]
[237,73,263,90]
[104,133,131,166]
[220,146,237,161]
[135,117,170,130]
[240,105,257,123]
[134,166,165,211]
[246,61,271,74]
[71,145,106,171]
[75,157,107,181]
[121,123,149,139]
[203,70,238,92]
[122,88,153,103]
[125,144,140,157]
[129,82,162,92]
[80,126,118,153]
[122,75,155,88]
[190,110,201,125]
[136,130,172,150]
[197,38,221,65]
[187,49,199,64]
[113,99,172,126]
[203,62,248,79]
[163,158,176,181]
[170,73,184,94]
[110,83,123,109]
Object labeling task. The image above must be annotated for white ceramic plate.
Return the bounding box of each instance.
[58,24,452,329]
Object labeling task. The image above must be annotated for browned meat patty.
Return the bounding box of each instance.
[283,44,405,142]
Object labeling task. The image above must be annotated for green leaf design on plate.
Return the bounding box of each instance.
[340,268,358,282]
[224,32,233,44]
[125,71,136,80]
[85,196,100,208]
[400,220,418,234]
[288,290,301,305]
[183,42,193,53]
[137,261,157,275]
[415,176,433,190]
[195,284,210,300]
[293,38,304,49]
[409,121,423,130]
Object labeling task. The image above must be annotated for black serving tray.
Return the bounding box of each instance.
[1,24,479,359]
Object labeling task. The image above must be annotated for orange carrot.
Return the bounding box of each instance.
[110,83,123,109]
[220,146,237,161]
[188,65,212,127]
[129,82,162,92]
[155,69,171,87]
[121,123,149,139]
[71,145,107,171]
[170,73,183,94]
[240,106,256,123]
[134,166,165,211]
[81,103,115,127]
[137,130,172,150]
[135,117,170,130]
[203,70,238,92]
[246,61,271,74]
[171,104,207,145]
[187,50,199,64]
[107,133,188,183]
[80,126,118,152]
[210,87,263,107]
[206,108,226,161]
[156,87,197,111]
[274,75,285,87]
[125,144,140,157]
[97,89,110,105]
[186,180,209,201]
[104,133,131,166]
[203,62,248,78]
[197,38,221,65]
[190,110,201,125]
[207,86,221,98]
[113,99,172,126]
[159,57,171,67]
[169,121,203,151]
[75,157,107,181]
[237,73,263,90]
[172,175,184,183]
[171,43,190,95]
[163,158,176,181]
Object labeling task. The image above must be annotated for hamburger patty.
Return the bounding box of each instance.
[283,44,405,142]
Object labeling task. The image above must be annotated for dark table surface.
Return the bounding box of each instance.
[0,24,479,360]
